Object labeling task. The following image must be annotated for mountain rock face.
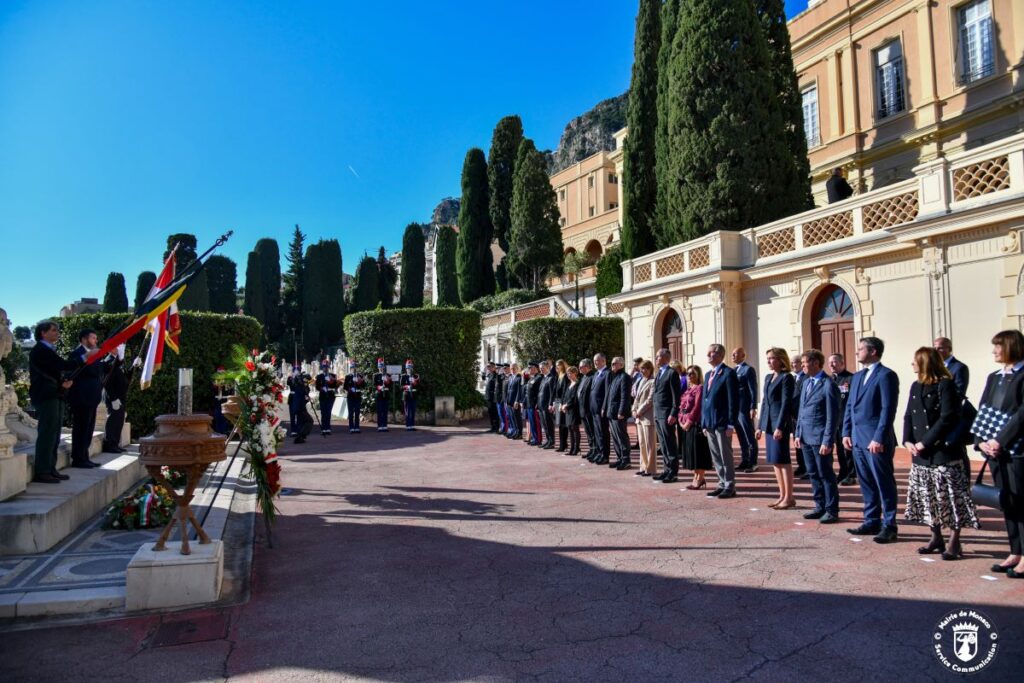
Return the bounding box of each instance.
[547,92,628,174]
[431,197,461,226]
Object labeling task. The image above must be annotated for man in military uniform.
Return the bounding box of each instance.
[484,362,499,432]
[101,345,133,453]
[291,375,313,444]
[828,353,856,485]
[342,359,365,433]
[286,368,306,436]
[400,359,420,431]
[373,358,392,432]
[314,360,339,435]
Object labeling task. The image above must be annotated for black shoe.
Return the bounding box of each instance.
[847,523,881,536]
[660,475,678,484]
[635,471,648,476]
[742,464,759,473]
[839,476,857,486]
[737,462,749,471]
[608,460,620,468]
[917,539,946,555]
[803,509,826,520]
[793,468,807,477]
[707,488,724,497]
[819,513,839,524]
[294,436,306,444]
[594,458,609,465]
[70,462,94,469]
[717,490,736,499]
[616,462,632,471]
[1006,568,1024,579]
[798,473,810,480]
[991,563,1014,573]
[652,472,667,481]
[49,471,70,480]
[872,527,898,544]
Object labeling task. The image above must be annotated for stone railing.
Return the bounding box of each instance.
[545,264,597,289]
[480,296,579,331]
[618,131,1024,292]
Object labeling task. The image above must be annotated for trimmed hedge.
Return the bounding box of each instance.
[511,317,625,366]
[56,312,262,437]
[343,308,483,411]
[466,288,550,314]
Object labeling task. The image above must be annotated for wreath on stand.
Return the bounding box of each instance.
[216,345,285,546]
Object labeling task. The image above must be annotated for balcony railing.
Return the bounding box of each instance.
[481,295,578,331]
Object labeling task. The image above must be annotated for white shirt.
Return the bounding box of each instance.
[862,361,879,385]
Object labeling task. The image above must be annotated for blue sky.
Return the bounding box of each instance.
[0,0,808,329]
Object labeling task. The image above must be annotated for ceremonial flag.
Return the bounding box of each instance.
[139,247,178,389]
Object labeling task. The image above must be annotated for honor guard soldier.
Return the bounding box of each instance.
[343,359,366,433]
[400,359,420,431]
[373,358,392,432]
[314,360,339,435]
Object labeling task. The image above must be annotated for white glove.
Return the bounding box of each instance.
[116,344,126,360]
[133,357,142,368]
[111,399,122,411]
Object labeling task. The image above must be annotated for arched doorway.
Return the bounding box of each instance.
[812,285,855,361]
[584,240,603,263]
[660,309,684,362]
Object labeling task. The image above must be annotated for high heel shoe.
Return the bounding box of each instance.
[685,480,706,490]
[917,540,946,555]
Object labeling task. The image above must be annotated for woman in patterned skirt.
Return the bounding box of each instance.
[903,346,979,560]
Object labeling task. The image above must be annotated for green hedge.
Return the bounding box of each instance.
[511,317,625,366]
[465,288,550,313]
[56,312,262,437]
[343,308,483,411]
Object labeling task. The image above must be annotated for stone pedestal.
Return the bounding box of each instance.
[126,540,223,611]
[0,384,26,501]
[434,395,457,426]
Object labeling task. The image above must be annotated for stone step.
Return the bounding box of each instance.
[12,429,105,471]
[0,448,145,555]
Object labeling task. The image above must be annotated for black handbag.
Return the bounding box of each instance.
[971,457,1003,511]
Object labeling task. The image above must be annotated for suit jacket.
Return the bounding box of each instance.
[826,175,854,203]
[538,371,556,410]
[758,372,795,433]
[555,374,569,402]
[484,372,497,402]
[562,381,581,426]
[589,367,609,416]
[842,363,899,449]
[975,369,1024,456]
[652,365,681,421]
[903,379,964,465]
[794,373,840,447]
[66,344,109,408]
[28,342,76,403]
[103,359,129,405]
[735,362,758,413]
[791,372,807,421]
[525,374,542,409]
[701,364,739,431]
[495,374,507,404]
[505,374,521,405]
[603,369,632,419]
[632,376,654,424]
[946,357,970,398]
[577,372,593,417]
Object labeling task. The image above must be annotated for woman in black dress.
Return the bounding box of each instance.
[903,347,979,560]
[555,359,570,452]
[755,348,795,510]
[976,330,1024,578]
[678,365,712,489]
[561,366,582,456]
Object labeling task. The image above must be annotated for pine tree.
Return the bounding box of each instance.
[253,238,282,341]
[508,139,563,290]
[376,246,398,308]
[621,0,661,260]
[102,272,129,313]
[434,225,460,307]
[281,225,306,349]
[654,0,680,248]
[164,234,209,311]
[456,148,494,304]
[755,0,814,214]
[134,271,156,311]
[399,223,426,308]
[350,256,380,313]
[665,0,780,242]
[205,255,238,313]
[243,251,265,323]
[488,115,524,252]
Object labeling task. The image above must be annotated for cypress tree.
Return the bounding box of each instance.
[399,223,426,308]
[253,238,282,341]
[488,115,524,252]
[654,0,680,248]
[134,271,156,311]
[102,272,129,313]
[434,225,460,307]
[376,246,398,308]
[205,255,238,313]
[243,251,265,323]
[301,242,323,357]
[281,225,306,348]
[301,240,346,356]
[165,234,209,311]
[665,0,779,242]
[350,256,380,313]
[621,0,661,260]
[456,148,493,304]
[508,139,563,290]
[755,0,814,214]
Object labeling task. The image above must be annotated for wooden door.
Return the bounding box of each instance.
[812,287,854,361]
[661,309,684,362]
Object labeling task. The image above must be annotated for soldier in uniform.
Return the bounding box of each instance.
[496,364,509,436]
[400,359,420,431]
[373,358,393,432]
[286,368,306,436]
[828,353,856,485]
[342,359,365,433]
[314,360,339,435]
[292,374,313,444]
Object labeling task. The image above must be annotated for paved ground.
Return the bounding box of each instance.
[2,423,1022,682]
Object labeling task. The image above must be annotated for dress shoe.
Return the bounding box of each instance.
[798,473,810,480]
[71,462,94,469]
[847,523,881,536]
[615,462,632,471]
[594,458,609,465]
[716,489,736,499]
[652,472,666,480]
[990,563,1013,573]
[839,476,857,486]
[737,462,750,471]
[707,488,724,497]
[941,546,963,561]
[32,474,61,484]
[1006,568,1024,579]
[49,471,70,480]
[872,527,898,544]
[819,512,839,524]
[803,509,826,520]
[608,460,620,467]
[793,468,807,477]
[917,539,946,555]
[742,464,759,473]
[635,471,648,476]
[660,475,678,484]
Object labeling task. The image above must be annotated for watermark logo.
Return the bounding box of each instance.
[933,609,998,674]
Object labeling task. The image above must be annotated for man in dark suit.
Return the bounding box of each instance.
[505,364,522,439]
[494,365,508,436]
[828,353,856,485]
[28,322,76,483]
[67,328,110,469]
[524,363,543,445]
[933,337,969,397]
[604,357,633,470]
[101,347,132,453]
[483,362,499,432]
[588,353,611,464]
[794,349,841,524]
[577,359,595,458]
[702,343,739,498]
[791,354,809,478]
[842,336,900,544]
[652,348,681,483]
[825,167,854,203]
[538,360,557,449]
[732,347,759,473]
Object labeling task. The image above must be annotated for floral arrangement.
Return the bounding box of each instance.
[216,345,285,529]
[102,483,175,530]
[161,466,187,488]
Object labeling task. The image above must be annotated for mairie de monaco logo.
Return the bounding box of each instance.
[933,608,998,674]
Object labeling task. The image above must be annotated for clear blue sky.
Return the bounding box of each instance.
[0,0,808,329]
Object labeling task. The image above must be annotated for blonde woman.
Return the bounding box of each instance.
[555,359,569,452]
[632,360,657,476]
[756,348,796,509]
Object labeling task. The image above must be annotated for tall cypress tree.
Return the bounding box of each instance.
[301,239,346,356]
[456,148,493,304]
[134,271,156,310]
[102,272,129,312]
[621,0,661,260]
[434,225,460,307]
[399,223,426,308]
[508,139,563,290]
[376,246,398,308]
[281,225,306,349]
[655,0,680,248]
[205,255,237,313]
[253,238,282,341]
[301,242,323,357]
[755,0,814,214]
[350,256,380,313]
[165,234,209,311]
[665,0,779,242]
[488,115,524,252]
[243,251,265,323]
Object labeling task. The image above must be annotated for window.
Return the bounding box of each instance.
[802,86,820,148]
[559,189,565,201]
[875,41,905,118]
[559,217,566,227]
[588,176,594,188]
[608,202,618,210]
[958,0,994,85]
[588,206,595,217]
[608,173,618,184]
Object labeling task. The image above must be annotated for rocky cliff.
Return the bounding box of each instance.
[431,197,461,226]
[547,92,628,174]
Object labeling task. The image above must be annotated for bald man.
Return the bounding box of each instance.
[733,347,759,472]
